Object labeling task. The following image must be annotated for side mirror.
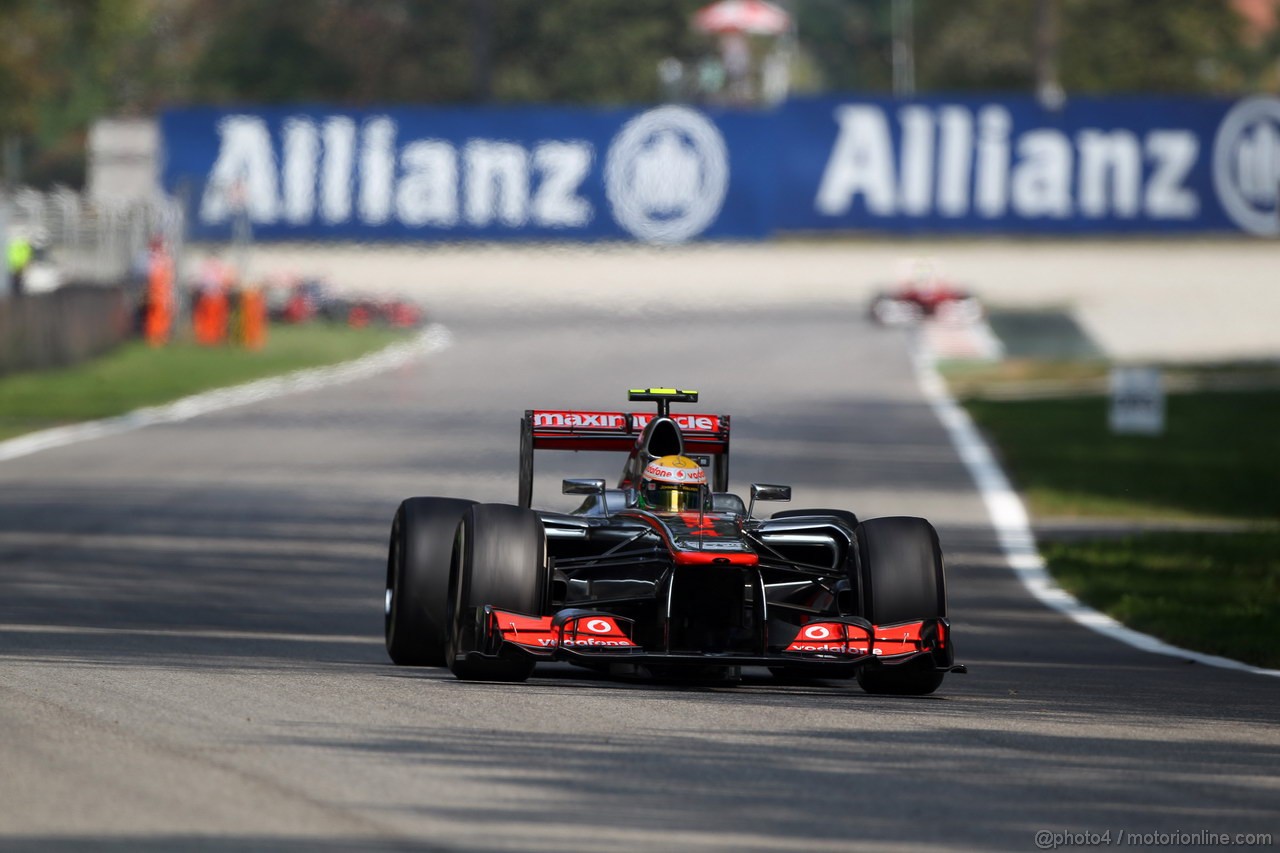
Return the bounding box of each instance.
[562,478,606,496]
[747,483,792,519]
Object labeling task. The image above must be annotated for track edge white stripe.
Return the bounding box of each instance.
[911,340,1280,679]
[0,323,453,464]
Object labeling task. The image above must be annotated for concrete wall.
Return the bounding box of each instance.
[0,285,131,377]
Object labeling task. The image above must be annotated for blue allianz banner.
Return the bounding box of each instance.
[162,105,774,243]
[777,95,1277,236]
[161,95,1280,241]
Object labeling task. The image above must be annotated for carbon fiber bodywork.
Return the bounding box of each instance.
[458,503,960,677]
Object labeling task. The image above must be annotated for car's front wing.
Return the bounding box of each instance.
[458,606,965,675]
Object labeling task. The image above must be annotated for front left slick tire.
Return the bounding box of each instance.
[385,497,477,666]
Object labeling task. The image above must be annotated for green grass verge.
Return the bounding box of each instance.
[0,323,412,442]
[960,389,1280,522]
[1043,531,1280,669]
[949,360,1279,668]
[941,358,1110,397]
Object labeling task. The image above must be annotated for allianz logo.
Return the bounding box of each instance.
[818,98,1280,235]
[200,115,596,231]
[1213,96,1280,236]
[816,104,1200,222]
[198,106,729,243]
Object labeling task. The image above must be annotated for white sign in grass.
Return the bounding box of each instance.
[1109,366,1165,435]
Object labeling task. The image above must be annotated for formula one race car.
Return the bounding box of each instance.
[867,279,983,326]
[384,388,964,695]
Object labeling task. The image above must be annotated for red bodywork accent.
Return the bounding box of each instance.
[672,550,759,566]
[619,510,758,566]
[893,283,971,313]
[783,620,934,658]
[784,621,873,655]
[868,620,929,657]
[491,609,939,662]
[488,609,639,652]
[677,511,720,535]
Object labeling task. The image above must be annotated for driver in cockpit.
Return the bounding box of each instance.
[636,454,708,512]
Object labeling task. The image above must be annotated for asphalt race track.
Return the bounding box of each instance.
[1,282,1277,851]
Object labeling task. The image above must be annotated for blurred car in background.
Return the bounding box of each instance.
[267,274,424,329]
[868,258,984,326]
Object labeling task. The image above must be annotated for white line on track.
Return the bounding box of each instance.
[0,623,381,644]
[0,323,453,464]
[911,340,1280,679]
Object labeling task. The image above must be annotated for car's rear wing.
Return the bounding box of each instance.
[519,409,731,507]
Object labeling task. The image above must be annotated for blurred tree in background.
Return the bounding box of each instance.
[799,0,1269,94]
[0,0,1275,187]
[174,0,709,105]
[1058,0,1248,93]
[0,0,168,184]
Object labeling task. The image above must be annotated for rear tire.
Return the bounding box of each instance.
[385,497,476,666]
[854,516,948,696]
[446,503,547,682]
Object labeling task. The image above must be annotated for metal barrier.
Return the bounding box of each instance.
[5,188,184,285]
[0,189,184,376]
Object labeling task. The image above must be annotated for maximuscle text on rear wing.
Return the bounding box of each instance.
[518,409,731,507]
